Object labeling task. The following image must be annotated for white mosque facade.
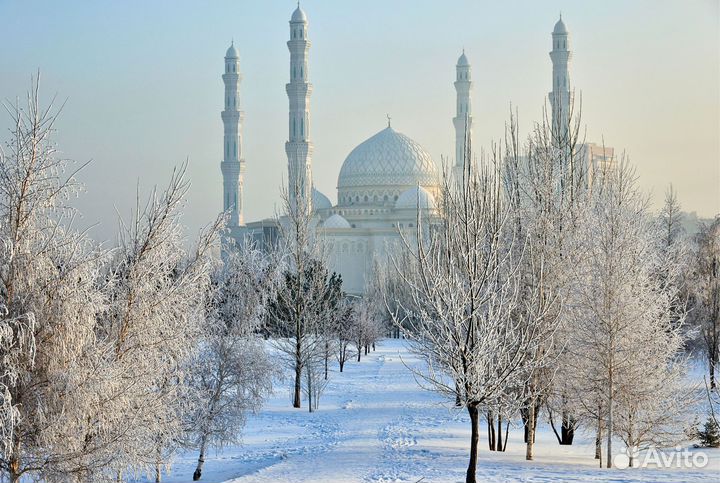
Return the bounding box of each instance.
[221,7,605,295]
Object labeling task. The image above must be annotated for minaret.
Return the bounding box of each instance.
[221,42,245,226]
[285,4,313,212]
[549,14,572,145]
[453,50,472,178]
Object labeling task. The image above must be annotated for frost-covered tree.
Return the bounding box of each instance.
[333,299,356,372]
[0,305,35,464]
[390,155,557,483]
[348,294,384,363]
[184,244,277,481]
[268,183,342,410]
[0,79,108,483]
[97,163,220,481]
[690,217,720,388]
[566,162,690,469]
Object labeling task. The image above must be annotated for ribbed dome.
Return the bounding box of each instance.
[322,214,351,229]
[225,43,239,58]
[337,127,438,190]
[553,16,567,34]
[396,186,436,210]
[291,6,307,23]
[312,187,332,211]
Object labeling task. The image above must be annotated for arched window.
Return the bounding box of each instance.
[300,118,304,137]
[364,195,368,202]
[300,66,303,77]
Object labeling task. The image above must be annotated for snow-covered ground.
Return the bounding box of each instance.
[158,339,719,483]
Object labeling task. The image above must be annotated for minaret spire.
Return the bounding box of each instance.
[286,3,313,213]
[549,15,572,145]
[453,50,472,178]
[221,42,244,226]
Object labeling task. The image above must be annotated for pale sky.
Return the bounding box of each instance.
[1,0,718,242]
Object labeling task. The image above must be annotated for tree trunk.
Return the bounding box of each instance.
[595,411,603,466]
[293,360,302,408]
[607,368,614,469]
[9,440,21,483]
[548,407,562,444]
[306,366,314,413]
[193,435,208,480]
[560,409,575,445]
[466,404,480,483]
[324,350,329,380]
[526,402,536,460]
[487,411,495,451]
[503,420,510,451]
[339,357,344,372]
[496,414,503,451]
[711,350,717,389]
[155,444,162,483]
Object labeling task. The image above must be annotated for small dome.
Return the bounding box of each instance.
[291,6,307,23]
[395,186,436,210]
[225,43,239,58]
[322,214,351,229]
[312,188,332,211]
[553,16,567,34]
[457,51,469,66]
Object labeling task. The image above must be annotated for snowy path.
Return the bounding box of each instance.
[158,340,719,483]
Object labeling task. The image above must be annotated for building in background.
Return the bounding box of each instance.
[223,8,613,295]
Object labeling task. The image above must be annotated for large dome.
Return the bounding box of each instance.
[337,127,438,193]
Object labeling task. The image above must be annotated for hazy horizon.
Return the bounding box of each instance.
[1,0,718,242]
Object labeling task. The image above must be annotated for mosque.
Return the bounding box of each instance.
[220,6,609,295]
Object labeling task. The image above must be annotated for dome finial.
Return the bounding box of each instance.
[386,114,391,128]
